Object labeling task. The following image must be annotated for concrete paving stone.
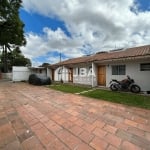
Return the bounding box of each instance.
[21,136,45,150]
[39,132,57,147]
[7,111,20,122]
[90,136,108,150]
[45,120,63,134]
[127,126,145,137]
[74,118,85,127]
[145,132,150,141]
[79,130,95,144]
[92,127,107,138]
[103,124,118,134]
[132,115,149,125]
[121,141,142,150]
[61,120,75,129]
[57,128,95,150]
[0,82,150,150]
[0,112,6,119]
[107,145,118,150]
[124,119,138,128]
[93,120,106,129]
[46,138,70,150]
[104,133,122,148]
[1,140,22,150]
[130,134,150,149]
[115,122,129,131]
[0,117,8,126]
[81,122,96,133]
[0,123,17,148]
[137,123,150,132]
[68,125,83,136]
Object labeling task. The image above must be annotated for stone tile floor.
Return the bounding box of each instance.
[0,81,150,150]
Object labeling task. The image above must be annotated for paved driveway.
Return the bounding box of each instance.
[0,82,150,150]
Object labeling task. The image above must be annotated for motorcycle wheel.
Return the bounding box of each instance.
[130,85,141,93]
[110,84,118,91]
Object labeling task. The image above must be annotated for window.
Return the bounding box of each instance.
[140,63,150,71]
[112,65,126,75]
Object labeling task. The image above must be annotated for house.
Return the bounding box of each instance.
[48,45,150,92]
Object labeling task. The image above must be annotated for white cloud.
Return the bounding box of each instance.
[21,0,150,65]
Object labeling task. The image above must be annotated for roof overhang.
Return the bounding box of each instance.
[94,55,150,64]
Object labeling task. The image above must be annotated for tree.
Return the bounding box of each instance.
[40,63,50,67]
[0,47,31,72]
[0,0,26,72]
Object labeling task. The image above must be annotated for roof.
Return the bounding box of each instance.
[93,45,150,62]
[50,45,150,68]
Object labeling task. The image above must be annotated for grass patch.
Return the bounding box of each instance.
[49,84,150,109]
[81,89,150,109]
[49,83,91,93]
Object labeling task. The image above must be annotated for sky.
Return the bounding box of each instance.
[20,0,150,66]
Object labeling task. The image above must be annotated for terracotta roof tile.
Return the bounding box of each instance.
[51,45,150,67]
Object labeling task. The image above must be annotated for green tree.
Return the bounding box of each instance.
[40,63,50,67]
[11,48,31,67]
[0,0,26,72]
[0,47,31,72]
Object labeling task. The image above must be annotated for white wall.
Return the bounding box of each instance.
[73,64,97,86]
[12,66,30,81]
[106,60,150,91]
[54,64,97,86]
[12,67,47,82]
[54,67,69,82]
[52,60,150,91]
[47,68,52,79]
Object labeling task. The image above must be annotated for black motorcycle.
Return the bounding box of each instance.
[109,75,141,93]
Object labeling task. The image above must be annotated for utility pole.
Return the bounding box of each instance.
[60,51,63,83]
[60,52,61,63]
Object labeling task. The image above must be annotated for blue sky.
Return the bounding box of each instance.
[20,0,150,66]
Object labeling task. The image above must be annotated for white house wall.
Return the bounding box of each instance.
[47,68,52,80]
[73,64,97,86]
[106,60,150,92]
[52,59,149,91]
[53,64,97,86]
[55,67,69,82]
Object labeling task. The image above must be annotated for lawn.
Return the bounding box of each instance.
[49,84,150,109]
[49,84,90,93]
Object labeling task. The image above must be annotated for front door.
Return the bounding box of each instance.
[97,65,106,86]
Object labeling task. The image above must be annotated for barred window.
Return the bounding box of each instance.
[140,63,150,71]
[112,65,126,75]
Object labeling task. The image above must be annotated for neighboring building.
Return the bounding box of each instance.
[48,45,150,92]
[12,66,47,82]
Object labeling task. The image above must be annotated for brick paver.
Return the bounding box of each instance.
[0,81,150,150]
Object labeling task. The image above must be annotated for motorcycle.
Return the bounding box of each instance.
[109,75,141,93]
